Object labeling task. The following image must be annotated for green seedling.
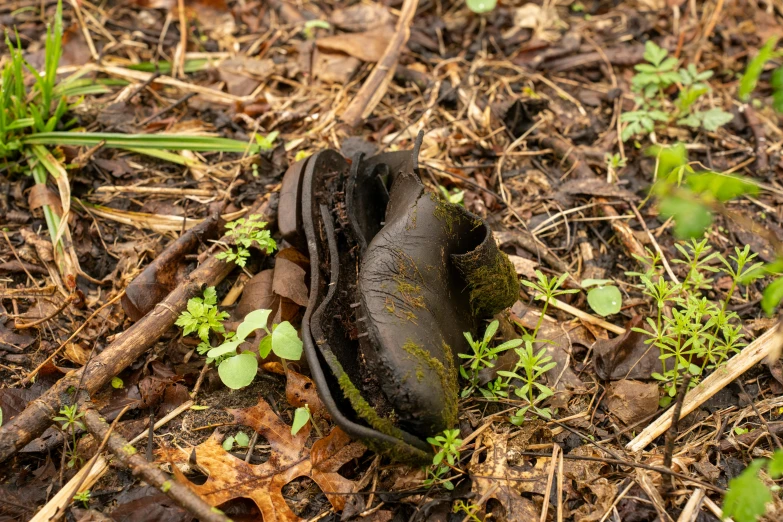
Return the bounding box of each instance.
[54,404,85,468]
[216,215,277,268]
[723,449,783,522]
[254,131,279,152]
[424,429,462,490]
[72,490,91,507]
[291,405,311,436]
[302,20,330,39]
[111,377,124,389]
[206,309,303,389]
[176,287,229,354]
[458,320,523,398]
[438,185,465,206]
[222,431,251,451]
[621,41,732,141]
[739,36,783,112]
[466,0,496,13]
[499,340,557,422]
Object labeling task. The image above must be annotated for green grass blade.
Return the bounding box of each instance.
[24,132,259,154]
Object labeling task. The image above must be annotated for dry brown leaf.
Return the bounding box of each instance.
[272,258,309,307]
[468,430,545,519]
[63,342,90,366]
[171,398,365,521]
[316,26,395,63]
[329,4,394,32]
[605,380,658,426]
[262,363,328,419]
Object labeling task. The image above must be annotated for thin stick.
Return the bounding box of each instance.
[664,374,692,471]
[83,405,228,522]
[340,0,418,127]
[627,323,783,452]
[539,444,559,522]
[14,293,76,329]
[548,297,626,335]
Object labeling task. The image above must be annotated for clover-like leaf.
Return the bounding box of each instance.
[587,285,622,317]
[271,321,303,360]
[236,309,271,341]
[291,406,311,435]
[218,352,258,390]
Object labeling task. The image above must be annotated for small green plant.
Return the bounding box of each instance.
[72,490,91,508]
[621,41,732,141]
[111,376,124,389]
[222,431,251,451]
[453,500,482,521]
[466,0,496,14]
[458,320,522,398]
[291,405,311,436]
[582,279,623,317]
[206,309,303,389]
[302,20,330,39]
[254,131,279,152]
[438,185,465,206]
[424,429,462,490]
[605,152,627,182]
[215,215,277,268]
[628,241,757,403]
[175,287,229,354]
[54,404,85,468]
[723,449,783,522]
[522,271,580,340]
[739,37,783,112]
[500,341,557,422]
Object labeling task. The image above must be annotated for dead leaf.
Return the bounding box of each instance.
[467,430,544,519]
[234,269,275,319]
[0,321,35,353]
[605,380,659,426]
[272,258,309,307]
[507,254,538,279]
[122,216,220,321]
[329,4,394,32]
[316,26,395,63]
[63,342,91,365]
[218,57,276,96]
[593,316,670,380]
[170,398,364,521]
[263,363,328,419]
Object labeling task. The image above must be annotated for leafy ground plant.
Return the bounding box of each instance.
[175,287,229,354]
[291,405,311,436]
[54,404,85,468]
[621,41,732,141]
[628,241,757,403]
[206,309,303,389]
[582,278,623,317]
[739,36,783,112]
[723,449,783,522]
[458,319,522,398]
[216,216,277,268]
[424,429,462,490]
[1,0,268,283]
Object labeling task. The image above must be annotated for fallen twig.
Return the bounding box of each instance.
[82,401,229,522]
[340,0,418,127]
[0,199,273,464]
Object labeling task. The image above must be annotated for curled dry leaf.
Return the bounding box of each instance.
[316,26,395,63]
[170,398,364,521]
[122,215,221,321]
[262,362,328,419]
[593,315,671,381]
[329,4,394,32]
[605,380,659,426]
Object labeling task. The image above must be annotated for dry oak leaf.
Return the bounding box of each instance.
[171,397,365,521]
[468,430,545,519]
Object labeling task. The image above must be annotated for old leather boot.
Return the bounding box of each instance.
[283,134,518,462]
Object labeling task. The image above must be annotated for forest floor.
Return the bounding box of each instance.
[1,0,783,521]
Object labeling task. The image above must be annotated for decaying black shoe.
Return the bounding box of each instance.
[281,134,518,463]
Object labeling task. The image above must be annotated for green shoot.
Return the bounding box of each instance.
[458,320,522,398]
[521,271,579,341]
[54,404,85,468]
[582,279,623,317]
[254,131,279,152]
[466,0,497,14]
[291,405,311,436]
[216,215,277,268]
[222,431,250,451]
[438,185,465,206]
[302,20,330,39]
[175,287,229,353]
[72,490,91,507]
[499,341,557,422]
[424,429,462,490]
[206,309,303,389]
